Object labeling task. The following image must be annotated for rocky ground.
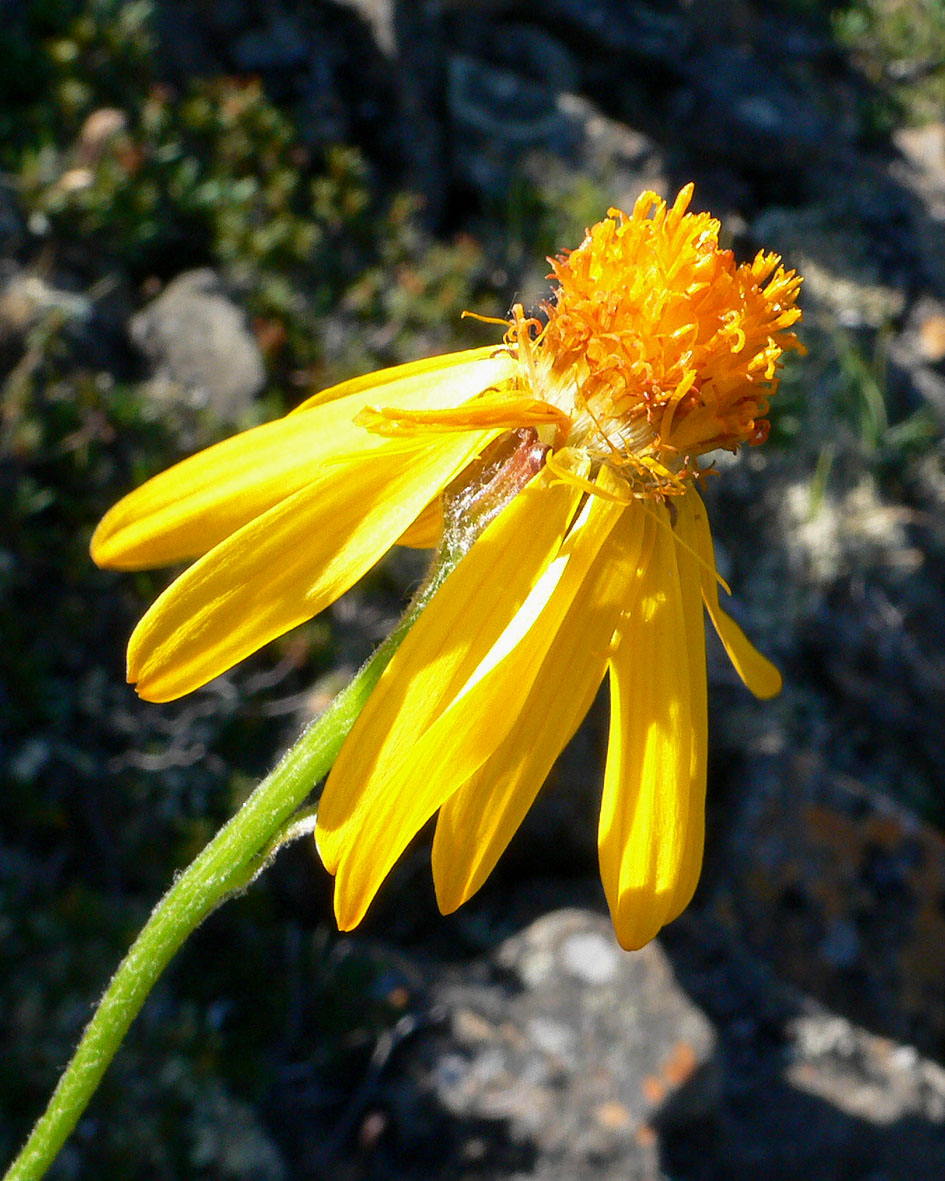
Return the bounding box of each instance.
[3,1,945,1177]
[292,903,945,1181]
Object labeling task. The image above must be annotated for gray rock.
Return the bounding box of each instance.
[315,904,945,1178]
[340,0,397,57]
[785,1011,945,1128]
[662,914,945,1181]
[447,52,577,197]
[893,122,945,295]
[520,92,668,212]
[447,47,665,209]
[418,910,718,1180]
[537,0,690,61]
[130,269,265,421]
[673,42,839,173]
[752,204,907,329]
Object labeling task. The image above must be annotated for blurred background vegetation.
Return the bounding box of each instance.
[2,1,945,1177]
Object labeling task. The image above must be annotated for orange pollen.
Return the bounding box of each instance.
[505,183,803,497]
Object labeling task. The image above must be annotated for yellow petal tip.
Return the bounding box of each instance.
[89,521,119,569]
[432,880,463,917]
[757,668,783,700]
[333,887,369,933]
[610,900,666,952]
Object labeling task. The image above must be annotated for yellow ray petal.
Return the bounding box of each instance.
[687,490,782,699]
[356,395,571,438]
[291,346,507,411]
[322,471,627,931]
[395,497,444,548]
[598,503,699,950]
[432,492,644,914]
[128,430,494,702]
[316,462,586,876]
[91,351,516,570]
[662,491,708,921]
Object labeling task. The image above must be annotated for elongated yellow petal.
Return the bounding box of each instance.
[356,395,571,437]
[91,351,516,570]
[661,492,708,921]
[599,503,698,950]
[291,346,507,412]
[128,431,494,702]
[321,472,627,930]
[687,490,782,699]
[432,491,642,914]
[316,463,586,876]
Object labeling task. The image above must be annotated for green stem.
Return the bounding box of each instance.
[5,499,473,1181]
[4,621,406,1181]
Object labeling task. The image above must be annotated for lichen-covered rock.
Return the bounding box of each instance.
[709,754,945,1059]
[427,910,717,1177]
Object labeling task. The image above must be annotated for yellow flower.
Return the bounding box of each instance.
[92,185,802,949]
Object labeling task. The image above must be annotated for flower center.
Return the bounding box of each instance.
[507,185,803,499]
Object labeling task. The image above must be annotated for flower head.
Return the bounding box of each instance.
[92,186,801,949]
[519,187,801,480]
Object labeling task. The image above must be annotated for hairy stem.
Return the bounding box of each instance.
[4,622,402,1181]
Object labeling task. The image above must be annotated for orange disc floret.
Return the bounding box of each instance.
[518,184,802,491]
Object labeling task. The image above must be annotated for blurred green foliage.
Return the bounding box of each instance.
[773,0,945,129]
[833,0,945,124]
[3,0,517,410]
[0,0,155,159]
[16,80,505,396]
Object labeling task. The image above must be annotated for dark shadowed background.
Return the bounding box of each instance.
[2,1,945,1177]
